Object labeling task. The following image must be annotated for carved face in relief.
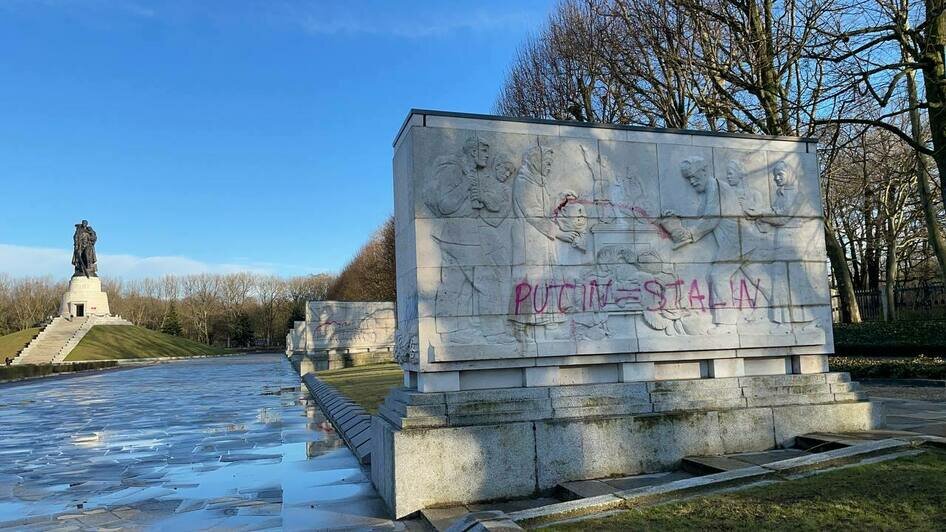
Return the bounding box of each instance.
[463,138,490,169]
[522,146,555,180]
[542,149,554,177]
[680,156,709,193]
[726,160,746,187]
[495,161,516,183]
[556,198,587,234]
[772,161,793,187]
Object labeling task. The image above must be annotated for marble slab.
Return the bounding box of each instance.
[304,301,396,352]
[393,111,831,375]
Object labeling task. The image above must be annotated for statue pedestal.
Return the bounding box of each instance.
[60,276,110,318]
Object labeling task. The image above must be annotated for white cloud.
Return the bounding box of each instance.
[0,244,273,280]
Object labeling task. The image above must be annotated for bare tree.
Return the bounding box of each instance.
[0,274,11,335]
[255,275,286,346]
[180,274,221,345]
[327,217,397,302]
[220,272,255,347]
[9,277,63,330]
[496,0,866,321]
[810,0,946,285]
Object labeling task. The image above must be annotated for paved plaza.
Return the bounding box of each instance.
[0,354,397,531]
[865,385,946,437]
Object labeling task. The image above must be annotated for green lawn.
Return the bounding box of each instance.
[315,363,403,414]
[547,451,946,531]
[0,327,40,360]
[66,325,225,361]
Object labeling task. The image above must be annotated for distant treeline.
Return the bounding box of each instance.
[0,218,397,346]
[0,273,334,347]
[326,217,396,303]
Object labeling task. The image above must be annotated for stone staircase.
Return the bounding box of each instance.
[13,315,132,365]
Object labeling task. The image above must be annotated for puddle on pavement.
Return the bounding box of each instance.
[0,354,393,530]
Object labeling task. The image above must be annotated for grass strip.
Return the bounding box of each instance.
[546,451,946,531]
[315,362,403,414]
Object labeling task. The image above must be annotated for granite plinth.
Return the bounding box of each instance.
[59,276,110,318]
[370,372,882,518]
[307,348,395,371]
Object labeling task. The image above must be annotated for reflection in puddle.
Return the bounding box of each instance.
[0,354,393,529]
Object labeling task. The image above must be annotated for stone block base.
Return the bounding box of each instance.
[371,372,882,518]
[308,348,394,370]
[289,353,305,373]
[60,276,110,318]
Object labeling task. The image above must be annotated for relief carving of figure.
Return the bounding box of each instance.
[759,160,818,328]
[427,137,514,345]
[661,156,768,334]
[553,191,588,252]
[724,159,765,217]
[72,219,98,278]
[395,329,419,365]
[721,159,775,320]
[508,145,585,340]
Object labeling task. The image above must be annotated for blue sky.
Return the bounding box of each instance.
[0,0,552,279]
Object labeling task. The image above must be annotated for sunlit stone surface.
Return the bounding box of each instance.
[0,354,395,530]
[375,110,879,518]
[394,111,832,390]
[304,301,396,354]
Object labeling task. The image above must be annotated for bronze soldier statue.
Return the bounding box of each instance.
[72,220,98,278]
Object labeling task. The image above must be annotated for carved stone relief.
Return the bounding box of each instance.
[305,302,396,351]
[403,126,829,364]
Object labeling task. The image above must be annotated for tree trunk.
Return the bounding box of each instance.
[906,64,946,286]
[922,0,946,208]
[884,233,898,321]
[825,222,862,323]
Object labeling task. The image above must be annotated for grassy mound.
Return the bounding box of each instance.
[66,325,224,361]
[0,327,40,360]
[315,363,403,414]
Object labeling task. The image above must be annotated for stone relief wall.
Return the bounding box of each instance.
[305,301,396,352]
[394,117,831,371]
[286,320,306,354]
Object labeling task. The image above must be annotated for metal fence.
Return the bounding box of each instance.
[832,283,946,321]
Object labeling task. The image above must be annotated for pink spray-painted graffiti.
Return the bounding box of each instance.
[314,320,354,330]
[550,197,672,240]
[512,276,763,316]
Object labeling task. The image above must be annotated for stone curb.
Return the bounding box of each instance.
[301,373,373,464]
[444,510,524,531]
[860,378,946,388]
[0,364,126,385]
[506,437,925,527]
[112,352,272,364]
